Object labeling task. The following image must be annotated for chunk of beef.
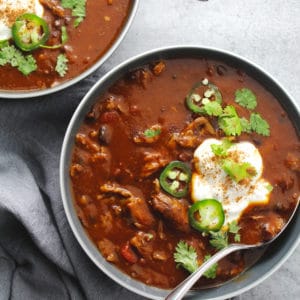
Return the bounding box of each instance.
[74,135,111,173]
[39,0,65,17]
[152,250,169,261]
[99,211,113,233]
[275,173,294,192]
[99,182,156,229]
[127,69,153,88]
[261,213,285,241]
[70,163,84,177]
[98,238,119,263]
[100,182,132,198]
[102,94,129,115]
[127,197,156,229]
[250,212,285,241]
[137,69,153,88]
[151,180,190,232]
[130,264,170,287]
[140,150,169,178]
[75,133,101,152]
[169,117,215,149]
[130,231,155,260]
[285,152,300,172]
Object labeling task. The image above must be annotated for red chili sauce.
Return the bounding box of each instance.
[70,58,299,289]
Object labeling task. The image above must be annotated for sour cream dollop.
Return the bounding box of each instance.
[0,0,44,40]
[191,138,271,228]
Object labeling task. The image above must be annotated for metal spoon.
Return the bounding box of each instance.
[166,199,299,300]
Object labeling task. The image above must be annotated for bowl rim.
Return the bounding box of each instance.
[0,0,139,99]
[60,45,300,300]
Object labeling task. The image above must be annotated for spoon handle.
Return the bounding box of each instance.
[165,243,249,300]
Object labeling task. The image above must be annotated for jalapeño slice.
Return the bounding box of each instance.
[12,13,50,52]
[189,199,225,232]
[186,80,222,113]
[159,161,191,198]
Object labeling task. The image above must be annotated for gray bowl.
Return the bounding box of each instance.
[60,46,300,300]
[0,0,139,99]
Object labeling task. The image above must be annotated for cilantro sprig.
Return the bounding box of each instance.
[266,183,274,192]
[209,221,241,250]
[249,113,270,136]
[190,83,271,137]
[62,0,87,27]
[203,101,223,116]
[210,139,258,183]
[174,241,198,273]
[0,44,37,75]
[209,231,228,250]
[55,54,68,77]
[228,220,241,242]
[211,139,233,157]
[222,159,257,183]
[235,88,257,110]
[203,255,218,279]
[240,117,252,133]
[218,106,242,136]
[174,241,218,279]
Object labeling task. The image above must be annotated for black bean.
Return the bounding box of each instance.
[216,64,228,76]
[98,124,112,145]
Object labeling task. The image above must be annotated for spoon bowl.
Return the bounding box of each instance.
[166,198,300,300]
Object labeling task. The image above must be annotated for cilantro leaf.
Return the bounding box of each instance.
[235,88,257,110]
[203,101,223,116]
[0,45,37,75]
[211,139,232,157]
[62,0,86,27]
[228,220,241,242]
[218,105,242,136]
[228,220,240,234]
[222,159,257,183]
[18,55,37,75]
[144,128,161,138]
[234,233,241,242]
[174,241,198,273]
[250,113,270,136]
[240,117,252,133]
[222,105,237,117]
[174,241,219,278]
[55,54,68,77]
[209,231,228,250]
[203,255,218,279]
[266,183,273,192]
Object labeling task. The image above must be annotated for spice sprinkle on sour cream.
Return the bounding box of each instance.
[0,0,44,40]
[191,138,272,229]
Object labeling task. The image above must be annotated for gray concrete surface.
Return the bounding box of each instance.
[99,0,300,299]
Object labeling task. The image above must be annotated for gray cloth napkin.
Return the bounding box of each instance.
[0,69,241,300]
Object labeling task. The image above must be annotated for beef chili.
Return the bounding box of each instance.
[70,58,299,289]
[0,0,131,90]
